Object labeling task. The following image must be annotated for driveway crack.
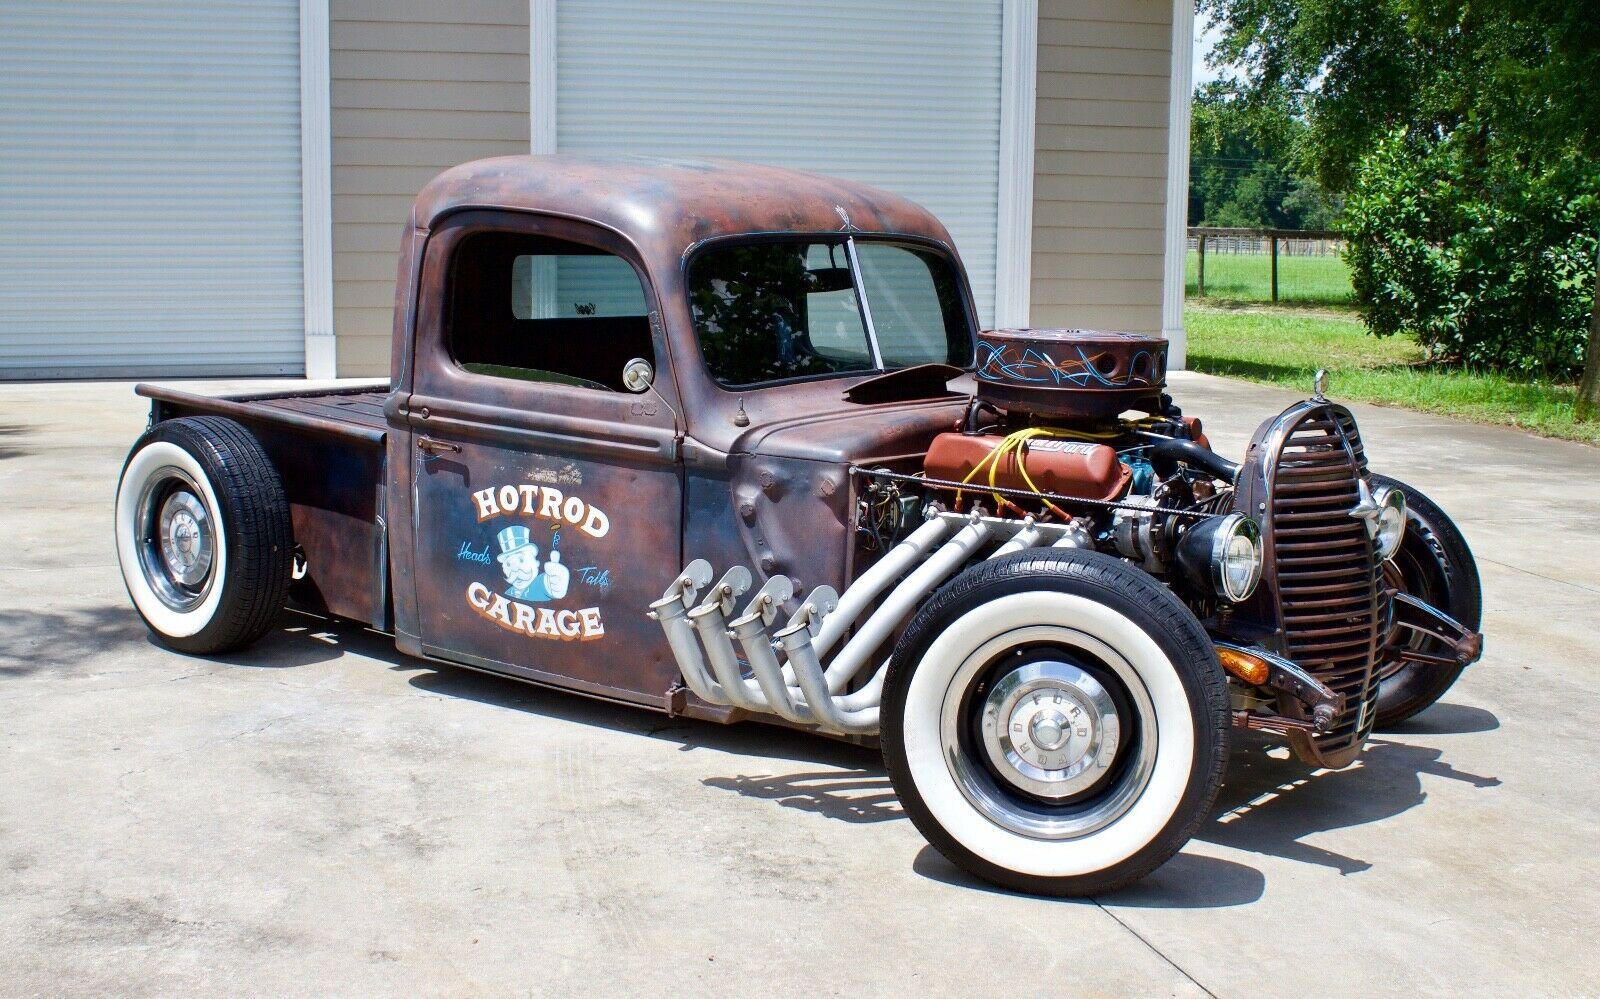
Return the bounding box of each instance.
[1476,555,1600,596]
[1091,900,1219,998]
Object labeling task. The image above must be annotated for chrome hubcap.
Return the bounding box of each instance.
[136,470,216,611]
[159,492,213,586]
[980,661,1121,801]
[941,627,1159,841]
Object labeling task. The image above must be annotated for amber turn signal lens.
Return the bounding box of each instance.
[1216,646,1271,685]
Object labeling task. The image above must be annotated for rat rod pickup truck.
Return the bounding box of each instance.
[116,156,1483,895]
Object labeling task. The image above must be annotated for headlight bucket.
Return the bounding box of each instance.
[1177,513,1264,603]
[1373,485,1407,560]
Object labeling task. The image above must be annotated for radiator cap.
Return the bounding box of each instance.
[974,328,1167,418]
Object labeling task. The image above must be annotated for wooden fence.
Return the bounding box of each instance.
[1188,227,1345,302]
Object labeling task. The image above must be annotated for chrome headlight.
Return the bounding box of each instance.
[1177,513,1264,604]
[1373,485,1407,561]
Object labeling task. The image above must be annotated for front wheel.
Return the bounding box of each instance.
[1370,473,1482,729]
[881,549,1228,897]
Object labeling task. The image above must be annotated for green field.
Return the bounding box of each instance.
[1186,304,1600,446]
[1186,249,1354,306]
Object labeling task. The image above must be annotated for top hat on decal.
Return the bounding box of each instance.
[496,525,536,562]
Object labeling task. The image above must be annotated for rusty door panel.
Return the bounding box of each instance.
[385,224,424,653]
[402,210,686,708]
[410,431,682,707]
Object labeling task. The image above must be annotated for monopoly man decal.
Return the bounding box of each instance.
[461,480,611,641]
[495,525,567,602]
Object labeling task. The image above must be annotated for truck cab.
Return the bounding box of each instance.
[391,157,984,713]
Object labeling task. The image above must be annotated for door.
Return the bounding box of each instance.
[406,213,684,708]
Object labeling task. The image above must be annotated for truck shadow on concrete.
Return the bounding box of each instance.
[1196,729,1501,876]
[906,718,1501,906]
[701,768,903,824]
[0,423,32,461]
[0,605,152,678]
[911,843,1270,909]
[203,612,1503,904]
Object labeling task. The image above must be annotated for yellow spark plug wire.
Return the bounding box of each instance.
[954,427,1077,521]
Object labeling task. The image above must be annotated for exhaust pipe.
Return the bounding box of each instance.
[991,517,1042,558]
[647,560,724,704]
[729,576,814,725]
[688,566,765,712]
[818,518,992,695]
[651,512,1045,736]
[810,516,954,659]
[775,585,878,734]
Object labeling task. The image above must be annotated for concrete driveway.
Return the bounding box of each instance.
[1,374,1596,997]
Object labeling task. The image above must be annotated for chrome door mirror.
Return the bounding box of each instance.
[622,357,655,393]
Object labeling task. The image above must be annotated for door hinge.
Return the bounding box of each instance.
[665,679,688,717]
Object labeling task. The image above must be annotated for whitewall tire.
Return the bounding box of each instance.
[115,416,292,654]
[882,549,1228,896]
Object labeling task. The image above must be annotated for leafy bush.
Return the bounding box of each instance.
[1342,131,1599,377]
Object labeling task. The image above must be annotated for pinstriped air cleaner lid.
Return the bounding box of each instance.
[974,328,1168,418]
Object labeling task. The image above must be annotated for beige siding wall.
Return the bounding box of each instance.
[330,0,529,375]
[1030,0,1172,334]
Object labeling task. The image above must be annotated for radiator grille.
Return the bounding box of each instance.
[1269,406,1381,758]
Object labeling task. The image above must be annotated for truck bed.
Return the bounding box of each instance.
[136,381,396,631]
[247,386,391,434]
[138,381,391,439]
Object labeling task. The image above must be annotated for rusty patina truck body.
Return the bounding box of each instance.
[118,156,1483,895]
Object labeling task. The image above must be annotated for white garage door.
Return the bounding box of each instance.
[555,0,1005,326]
[0,1,305,380]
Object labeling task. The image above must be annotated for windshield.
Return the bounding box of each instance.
[688,237,971,388]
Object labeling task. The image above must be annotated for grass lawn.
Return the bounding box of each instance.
[1186,303,1600,446]
[1186,249,1354,306]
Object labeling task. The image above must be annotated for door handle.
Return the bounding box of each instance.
[417,437,462,456]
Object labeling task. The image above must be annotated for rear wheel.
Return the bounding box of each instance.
[1370,473,1481,729]
[881,549,1228,897]
[115,416,292,654]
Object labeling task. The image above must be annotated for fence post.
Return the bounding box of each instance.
[1270,235,1279,303]
[1197,234,1206,297]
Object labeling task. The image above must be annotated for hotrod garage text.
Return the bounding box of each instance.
[463,483,610,641]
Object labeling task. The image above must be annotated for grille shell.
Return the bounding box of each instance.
[1259,404,1383,766]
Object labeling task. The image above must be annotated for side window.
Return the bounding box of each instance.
[448,232,653,391]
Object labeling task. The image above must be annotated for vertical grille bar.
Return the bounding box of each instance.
[1268,406,1382,760]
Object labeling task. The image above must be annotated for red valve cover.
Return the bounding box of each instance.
[924,432,1132,502]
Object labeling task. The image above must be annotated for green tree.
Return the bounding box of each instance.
[1189,84,1335,229]
[1199,0,1600,413]
[1476,0,1600,416]
[1342,134,1597,375]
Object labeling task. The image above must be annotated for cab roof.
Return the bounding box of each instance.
[410,154,957,256]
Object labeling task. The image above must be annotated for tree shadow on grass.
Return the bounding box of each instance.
[1188,355,1326,384]
[1188,294,1359,312]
